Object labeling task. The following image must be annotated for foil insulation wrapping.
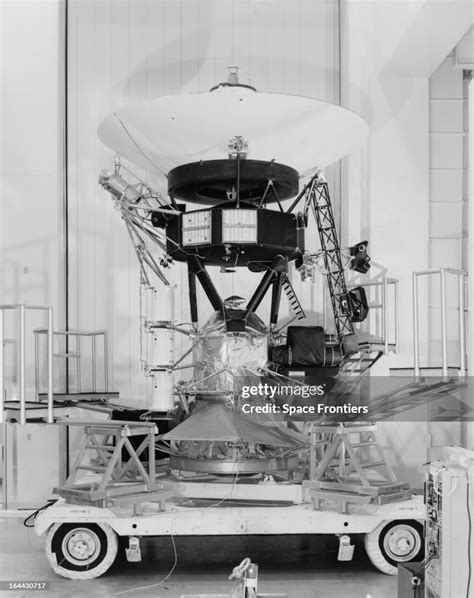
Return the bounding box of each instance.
[191,307,268,395]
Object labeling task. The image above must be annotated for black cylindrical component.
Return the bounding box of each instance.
[188,270,198,324]
[270,272,283,325]
[168,159,299,205]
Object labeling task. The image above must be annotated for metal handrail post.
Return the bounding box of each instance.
[459,273,466,377]
[394,280,399,354]
[34,331,40,400]
[104,331,109,391]
[382,278,388,354]
[19,304,26,425]
[413,273,420,376]
[47,307,54,423]
[92,334,96,392]
[76,335,81,393]
[0,309,4,424]
[440,269,448,378]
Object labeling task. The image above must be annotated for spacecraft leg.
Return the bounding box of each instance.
[244,256,286,323]
[187,255,226,314]
[270,272,283,328]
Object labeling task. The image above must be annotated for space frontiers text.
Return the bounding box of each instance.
[240,383,369,416]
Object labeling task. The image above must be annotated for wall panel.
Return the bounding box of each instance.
[67,0,340,402]
[427,56,466,369]
[0,0,64,399]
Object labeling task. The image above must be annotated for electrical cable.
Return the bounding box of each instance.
[113,113,168,179]
[432,466,458,497]
[111,533,177,596]
[168,471,241,511]
[110,472,239,596]
[23,501,56,528]
[411,551,436,590]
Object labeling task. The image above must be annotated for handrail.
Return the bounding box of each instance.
[0,304,54,425]
[345,277,399,354]
[34,329,109,395]
[34,329,107,336]
[412,268,467,378]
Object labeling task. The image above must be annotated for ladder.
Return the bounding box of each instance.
[281,273,305,321]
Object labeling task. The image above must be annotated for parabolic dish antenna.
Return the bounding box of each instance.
[98,87,369,180]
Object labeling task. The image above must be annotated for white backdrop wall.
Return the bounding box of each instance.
[0,0,64,397]
[341,0,474,372]
[340,0,474,487]
[67,0,341,402]
[427,56,466,368]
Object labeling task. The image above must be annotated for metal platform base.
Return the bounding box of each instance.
[38,392,119,403]
[169,455,299,474]
[304,483,412,514]
[3,401,78,423]
[56,481,172,509]
[35,495,426,538]
[181,594,286,598]
[305,423,412,512]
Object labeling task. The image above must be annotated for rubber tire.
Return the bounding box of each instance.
[45,522,118,579]
[364,519,424,575]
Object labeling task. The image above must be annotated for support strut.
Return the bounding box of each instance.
[188,270,198,326]
[244,256,286,322]
[187,256,226,315]
[270,272,283,327]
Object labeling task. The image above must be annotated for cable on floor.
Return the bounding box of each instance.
[110,533,177,596]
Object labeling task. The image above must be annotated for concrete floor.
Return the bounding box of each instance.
[0,518,398,598]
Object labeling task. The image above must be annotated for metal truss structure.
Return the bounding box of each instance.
[309,180,355,340]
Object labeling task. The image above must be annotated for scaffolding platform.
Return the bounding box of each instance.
[54,420,170,508]
[306,423,412,511]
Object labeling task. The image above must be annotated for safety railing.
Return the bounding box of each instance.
[323,277,399,354]
[0,304,53,425]
[350,278,399,354]
[412,268,467,377]
[34,329,109,395]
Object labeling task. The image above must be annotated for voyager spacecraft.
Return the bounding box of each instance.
[98,67,371,474]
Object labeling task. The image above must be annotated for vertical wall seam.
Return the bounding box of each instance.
[63,0,70,473]
[64,0,70,391]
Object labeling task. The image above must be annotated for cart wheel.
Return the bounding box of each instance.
[45,522,118,579]
[364,519,424,575]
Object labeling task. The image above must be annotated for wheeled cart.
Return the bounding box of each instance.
[35,494,425,579]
